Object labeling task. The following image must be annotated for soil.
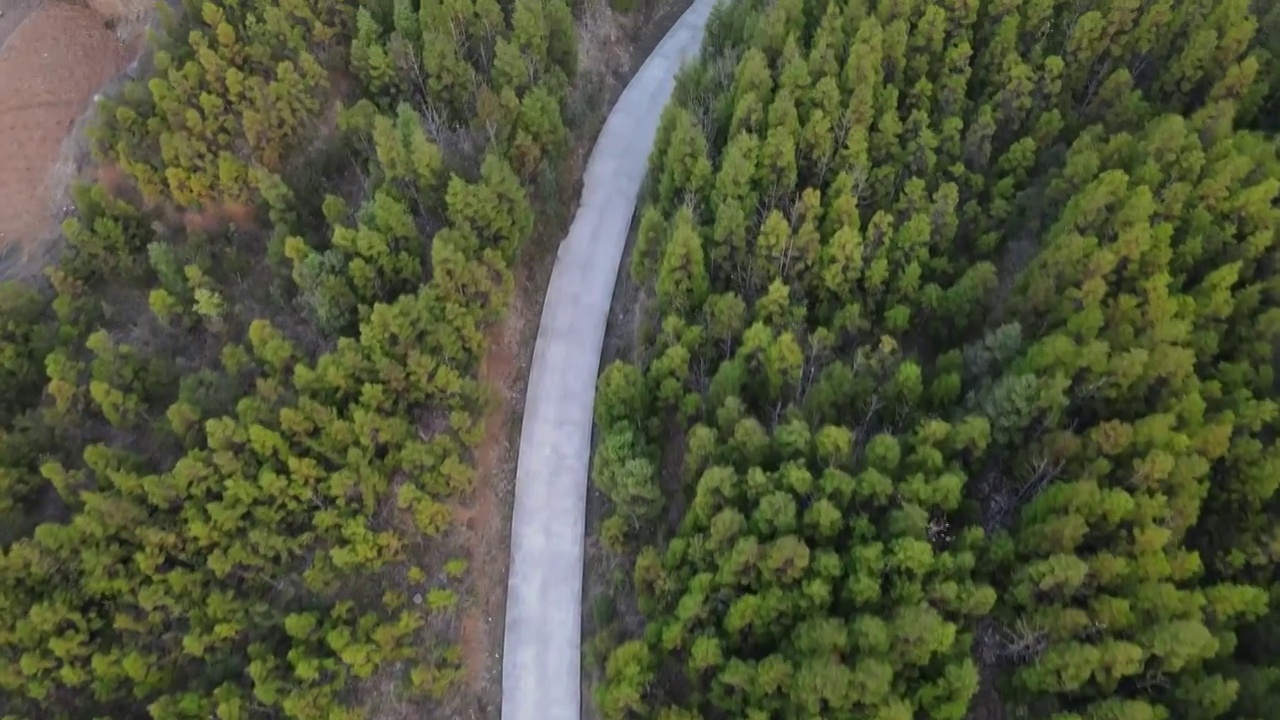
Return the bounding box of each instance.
[454,1,700,718]
[449,287,526,720]
[0,0,41,48]
[0,0,141,279]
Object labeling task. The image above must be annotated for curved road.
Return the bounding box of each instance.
[500,2,717,719]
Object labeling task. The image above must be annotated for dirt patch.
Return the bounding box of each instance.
[449,288,526,720]
[0,0,136,276]
[85,0,124,15]
[0,0,43,48]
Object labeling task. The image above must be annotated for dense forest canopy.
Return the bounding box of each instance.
[593,1,1280,719]
[6,0,1280,717]
[0,0,580,717]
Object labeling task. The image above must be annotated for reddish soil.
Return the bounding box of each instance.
[0,1,131,271]
[86,0,126,15]
[451,285,526,720]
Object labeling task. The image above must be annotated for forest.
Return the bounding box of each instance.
[591,0,1280,719]
[6,0,1280,718]
[0,0,582,716]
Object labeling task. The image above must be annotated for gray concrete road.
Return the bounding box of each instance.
[499,2,717,719]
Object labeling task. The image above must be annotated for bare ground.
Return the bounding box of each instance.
[448,288,526,720]
[451,1,701,719]
[0,0,146,279]
[0,0,41,46]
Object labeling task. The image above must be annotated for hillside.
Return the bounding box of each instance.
[0,0,144,279]
[0,0,674,717]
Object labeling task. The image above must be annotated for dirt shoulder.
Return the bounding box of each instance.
[455,1,700,718]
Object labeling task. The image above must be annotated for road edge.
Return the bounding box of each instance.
[498,3,717,719]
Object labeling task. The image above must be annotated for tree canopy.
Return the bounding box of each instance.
[594,1,1280,719]
[0,0,580,716]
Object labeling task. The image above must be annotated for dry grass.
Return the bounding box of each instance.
[86,0,155,40]
[577,0,630,81]
[445,285,530,720]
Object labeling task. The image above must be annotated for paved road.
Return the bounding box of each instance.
[499,2,716,719]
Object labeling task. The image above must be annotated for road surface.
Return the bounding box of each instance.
[500,1,717,719]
